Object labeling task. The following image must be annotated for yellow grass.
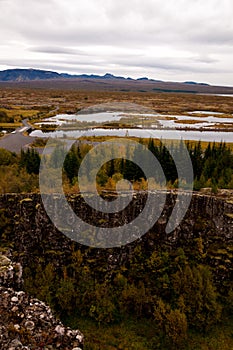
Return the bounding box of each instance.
[0,107,39,120]
[0,122,22,128]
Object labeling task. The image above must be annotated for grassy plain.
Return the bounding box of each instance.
[0,87,233,117]
[0,87,233,141]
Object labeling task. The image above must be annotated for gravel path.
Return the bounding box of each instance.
[0,133,35,153]
[0,119,35,153]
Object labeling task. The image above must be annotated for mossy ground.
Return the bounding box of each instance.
[63,315,233,350]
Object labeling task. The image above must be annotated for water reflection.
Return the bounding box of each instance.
[31,110,233,143]
[31,128,233,143]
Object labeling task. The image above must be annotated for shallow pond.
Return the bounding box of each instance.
[31,128,233,143]
[32,111,233,143]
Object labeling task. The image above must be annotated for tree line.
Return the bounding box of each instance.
[52,139,233,192]
[0,139,232,193]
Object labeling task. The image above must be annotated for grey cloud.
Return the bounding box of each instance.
[191,31,233,45]
[0,0,232,85]
[1,0,232,52]
[0,57,108,71]
[111,57,226,74]
[29,46,86,55]
[0,53,224,76]
[192,56,218,64]
[1,0,231,48]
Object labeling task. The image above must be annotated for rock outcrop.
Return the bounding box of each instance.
[0,191,232,283]
[0,191,232,252]
[0,255,84,350]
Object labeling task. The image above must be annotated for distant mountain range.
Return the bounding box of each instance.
[0,68,233,94]
[0,68,208,84]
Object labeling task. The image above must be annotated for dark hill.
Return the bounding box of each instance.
[0,69,130,82]
[0,68,233,94]
[0,68,61,81]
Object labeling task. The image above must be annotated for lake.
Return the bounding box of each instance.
[31,128,233,143]
[31,111,233,143]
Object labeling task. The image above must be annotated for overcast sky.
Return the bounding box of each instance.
[0,0,232,85]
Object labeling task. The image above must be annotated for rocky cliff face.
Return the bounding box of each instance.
[0,255,84,350]
[0,191,232,272]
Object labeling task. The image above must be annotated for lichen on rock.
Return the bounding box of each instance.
[0,254,84,350]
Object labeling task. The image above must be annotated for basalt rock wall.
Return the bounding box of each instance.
[0,191,232,272]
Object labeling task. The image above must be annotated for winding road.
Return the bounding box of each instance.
[0,119,35,153]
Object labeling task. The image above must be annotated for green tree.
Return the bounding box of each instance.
[89,284,116,324]
[56,278,76,315]
[154,299,187,348]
